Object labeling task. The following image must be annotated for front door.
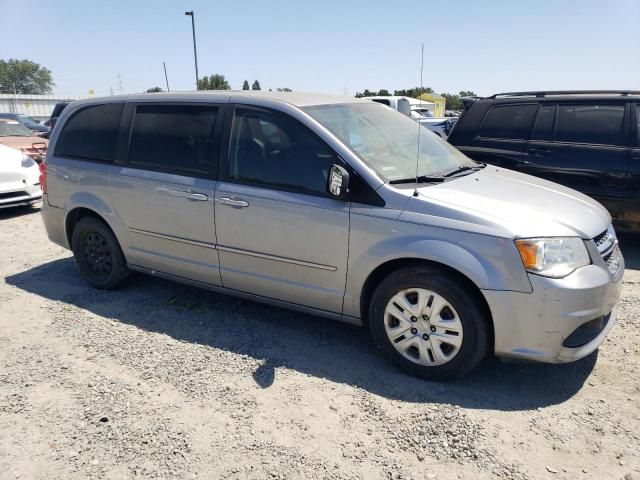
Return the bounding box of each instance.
[524,102,630,218]
[110,103,223,285]
[214,106,349,313]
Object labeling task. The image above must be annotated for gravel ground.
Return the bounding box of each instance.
[0,205,639,480]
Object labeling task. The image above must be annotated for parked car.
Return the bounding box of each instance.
[0,113,48,133]
[363,96,455,138]
[41,92,623,380]
[0,119,48,162]
[44,101,71,128]
[0,144,42,208]
[447,90,640,231]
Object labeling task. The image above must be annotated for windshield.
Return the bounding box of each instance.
[303,103,476,181]
[0,121,33,137]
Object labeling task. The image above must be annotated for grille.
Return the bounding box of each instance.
[562,312,610,348]
[592,226,620,274]
[0,191,28,200]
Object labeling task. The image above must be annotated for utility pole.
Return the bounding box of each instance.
[185,11,199,90]
[116,73,123,95]
[163,62,170,92]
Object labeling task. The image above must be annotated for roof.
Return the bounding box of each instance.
[95,90,368,108]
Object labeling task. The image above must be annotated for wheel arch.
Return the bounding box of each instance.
[359,257,494,349]
[65,207,113,249]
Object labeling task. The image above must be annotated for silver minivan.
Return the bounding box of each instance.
[40,92,624,380]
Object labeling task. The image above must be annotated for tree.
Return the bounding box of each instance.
[354,89,377,98]
[393,86,433,98]
[242,80,250,90]
[198,74,231,90]
[146,86,163,93]
[439,91,477,110]
[276,87,292,92]
[441,93,462,110]
[252,80,261,90]
[0,58,54,94]
[377,89,390,96]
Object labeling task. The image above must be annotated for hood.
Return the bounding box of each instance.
[0,144,39,186]
[400,166,610,239]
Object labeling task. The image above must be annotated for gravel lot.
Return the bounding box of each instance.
[1,205,639,480]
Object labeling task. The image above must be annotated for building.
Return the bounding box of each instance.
[0,94,85,121]
[418,93,446,117]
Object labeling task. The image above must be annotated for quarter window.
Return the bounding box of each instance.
[556,104,625,146]
[479,104,537,140]
[228,108,337,194]
[55,103,124,162]
[530,105,555,141]
[128,105,218,175]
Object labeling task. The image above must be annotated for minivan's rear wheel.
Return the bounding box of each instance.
[71,217,129,289]
[369,266,489,380]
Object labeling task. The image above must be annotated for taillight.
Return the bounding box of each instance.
[39,162,47,194]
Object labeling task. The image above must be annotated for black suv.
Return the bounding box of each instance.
[447,91,640,231]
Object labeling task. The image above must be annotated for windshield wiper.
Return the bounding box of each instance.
[389,175,446,185]
[442,163,486,178]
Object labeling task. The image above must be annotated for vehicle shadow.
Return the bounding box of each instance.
[0,204,41,220]
[619,231,640,270]
[6,255,618,412]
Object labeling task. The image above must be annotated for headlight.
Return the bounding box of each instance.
[515,237,590,278]
[21,153,35,168]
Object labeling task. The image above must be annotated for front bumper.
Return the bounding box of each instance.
[482,252,624,364]
[0,183,42,209]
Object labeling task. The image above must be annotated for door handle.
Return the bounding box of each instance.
[186,192,209,201]
[219,197,249,208]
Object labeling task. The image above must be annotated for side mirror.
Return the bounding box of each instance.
[35,120,41,124]
[328,164,350,199]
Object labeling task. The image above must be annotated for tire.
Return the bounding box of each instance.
[369,266,489,380]
[71,217,129,290]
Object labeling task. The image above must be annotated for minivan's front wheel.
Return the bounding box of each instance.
[71,217,129,289]
[369,266,489,380]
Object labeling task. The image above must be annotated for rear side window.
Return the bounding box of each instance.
[55,103,123,162]
[127,104,218,176]
[530,105,555,141]
[479,104,537,140]
[556,104,625,146]
[372,99,391,106]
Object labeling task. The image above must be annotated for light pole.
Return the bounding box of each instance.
[185,11,199,90]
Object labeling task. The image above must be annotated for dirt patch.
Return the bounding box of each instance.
[1,206,639,479]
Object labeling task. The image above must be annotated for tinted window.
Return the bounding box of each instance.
[128,105,218,175]
[228,108,336,194]
[479,104,537,139]
[530,105,555,141]
[638,104,640,145]
[372,99,391,106]
[55,103,123,161]
[556,104,625,146]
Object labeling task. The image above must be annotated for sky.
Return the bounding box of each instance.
[2,0,639,98]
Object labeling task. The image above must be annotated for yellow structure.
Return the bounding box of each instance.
[418,93,446,117]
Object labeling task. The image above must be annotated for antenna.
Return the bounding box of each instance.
[413,43,424,197]
[163,62,170,91]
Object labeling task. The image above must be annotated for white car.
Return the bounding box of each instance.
[0,144,42,209]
